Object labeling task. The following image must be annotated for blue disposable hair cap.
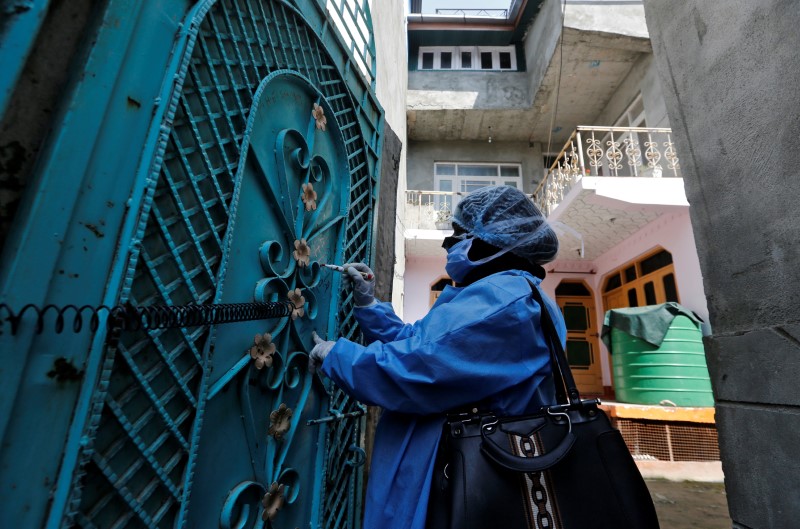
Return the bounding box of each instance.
[451,185,559,265]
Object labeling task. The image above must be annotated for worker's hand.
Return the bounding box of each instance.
[342,262,377,307]
[309,331,336,373]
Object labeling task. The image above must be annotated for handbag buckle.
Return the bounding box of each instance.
[480,416,499,434]
[546,408,573,434]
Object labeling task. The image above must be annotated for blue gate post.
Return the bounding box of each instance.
[0,1,384,528]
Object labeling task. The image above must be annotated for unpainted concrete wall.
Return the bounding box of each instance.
[643,1,800,526]
[371,0,408,314]
[594,53,670,128]
[407,71,530,110]
[563,0,648,40]
[406,140,544,194]
[522,0,563,107]
[523,0,649,114]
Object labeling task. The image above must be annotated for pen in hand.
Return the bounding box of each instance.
[320,263,373,280]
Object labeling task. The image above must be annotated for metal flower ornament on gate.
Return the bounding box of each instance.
[187,71,352,529]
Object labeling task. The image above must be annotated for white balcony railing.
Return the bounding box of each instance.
[533,126,681,215]
[404,190,457,231]
[404,189,537,231]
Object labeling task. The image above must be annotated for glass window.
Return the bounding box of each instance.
[556,282,591,297]
[500,165,520,177]
[627,289,639,307]
[663,273,679,302]
[640,249,673,275]
[458,164,497,177]
[566,340,592,368]
[604,247,679,312]
[644,282,657,305]
[440,52,452,69]
[418,46,517,71]
[630,97,645,121]
[435,163,523,199]
[604,273,621,292]
[436,164,456,176]
[563,305,589,332]
[431,277,453,291]
[461,179,492,193]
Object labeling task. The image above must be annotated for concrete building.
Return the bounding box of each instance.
[400,0,720,478]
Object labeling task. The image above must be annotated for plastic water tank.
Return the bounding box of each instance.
[611,315,714,407]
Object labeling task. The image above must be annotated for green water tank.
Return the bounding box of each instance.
[611,314,714,407]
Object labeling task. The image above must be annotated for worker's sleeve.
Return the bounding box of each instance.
[353,301,416,343]
[321,281,552,415]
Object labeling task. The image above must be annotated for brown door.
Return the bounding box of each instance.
[557,293,604,396]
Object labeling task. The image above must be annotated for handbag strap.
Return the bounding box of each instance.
[527,280,582,406]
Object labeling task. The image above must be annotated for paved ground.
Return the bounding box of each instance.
[646,479,731,529]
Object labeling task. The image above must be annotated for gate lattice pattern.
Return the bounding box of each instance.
[68,1,381,527]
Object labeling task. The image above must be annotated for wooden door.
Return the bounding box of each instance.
[557,294,604,395]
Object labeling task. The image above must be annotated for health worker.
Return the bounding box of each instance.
[309,185,567,529]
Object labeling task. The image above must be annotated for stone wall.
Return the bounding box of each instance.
[371,0,408,314]
[643,1,800,526]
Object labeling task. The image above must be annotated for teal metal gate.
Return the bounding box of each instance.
[0,1,383,528]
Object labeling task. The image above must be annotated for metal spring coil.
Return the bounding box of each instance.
[0,302,295,336]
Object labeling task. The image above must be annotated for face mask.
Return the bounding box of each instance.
[444,237,477,283]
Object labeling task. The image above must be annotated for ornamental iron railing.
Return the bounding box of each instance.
[404,189,537,231]
[404,190,457,231]
[533,126,681,216]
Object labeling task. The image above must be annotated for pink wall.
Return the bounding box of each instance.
[401,210,709,388]
[542,209,709,386]
[403,255,448,323]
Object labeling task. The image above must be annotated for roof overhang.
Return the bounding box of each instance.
[548,177,688,262]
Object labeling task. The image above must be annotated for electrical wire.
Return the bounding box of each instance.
[545,0,568,159]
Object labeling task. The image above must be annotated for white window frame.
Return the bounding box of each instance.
[418,46,517,71]
[434,162,523,211]
[614,93,647,128]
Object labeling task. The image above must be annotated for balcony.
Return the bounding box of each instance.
[435,8,509,17]
[533,126,682,216]
[405,189,542,232]
[405,190,457,231]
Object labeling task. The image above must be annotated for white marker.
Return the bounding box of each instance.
[320,263,373,280]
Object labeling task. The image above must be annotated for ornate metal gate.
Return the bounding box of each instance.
[0,1,383,528]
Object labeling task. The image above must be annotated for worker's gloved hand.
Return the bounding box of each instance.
[342,262,377,307]
[309,331,336,372]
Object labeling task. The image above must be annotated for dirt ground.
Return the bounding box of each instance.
[646,479,731,529]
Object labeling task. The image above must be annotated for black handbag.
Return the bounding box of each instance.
[426,282,660,529]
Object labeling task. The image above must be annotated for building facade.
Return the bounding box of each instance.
[401,0,710,400]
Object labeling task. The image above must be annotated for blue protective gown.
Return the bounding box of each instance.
[321,270,567,529]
